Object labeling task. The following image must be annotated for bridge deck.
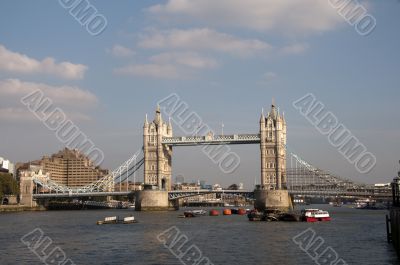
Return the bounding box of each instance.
[32,189,391,199]
[162,134,261,146]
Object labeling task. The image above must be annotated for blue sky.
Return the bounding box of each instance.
[0,0,399,188]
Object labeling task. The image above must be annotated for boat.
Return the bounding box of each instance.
[122,216,137,224]
[96,215,137,225]
[247,209,264,221]
[355,199,387,210]
[301,209,331,222]
[183,209,207,217]
[355,199,376,209]
[278,212,299,222]
[97,216,118,225]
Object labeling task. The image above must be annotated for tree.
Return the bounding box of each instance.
[0,173,19,200]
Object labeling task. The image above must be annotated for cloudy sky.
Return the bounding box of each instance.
[0,0,399,188]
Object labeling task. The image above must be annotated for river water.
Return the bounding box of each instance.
[0,205,398,265]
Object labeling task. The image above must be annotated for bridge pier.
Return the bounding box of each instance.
[254,189,293,212]
[19,174,37,207]
[134,190,176,211]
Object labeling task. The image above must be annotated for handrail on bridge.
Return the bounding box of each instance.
[32,149,144,194]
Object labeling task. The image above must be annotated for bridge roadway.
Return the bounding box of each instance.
[32,189,390,199]
[162,134,261,146]
[32,190,254,199]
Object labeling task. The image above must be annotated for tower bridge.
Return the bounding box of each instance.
[22,101,390,210]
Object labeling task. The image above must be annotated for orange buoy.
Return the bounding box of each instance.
[237,208,246,215]
[209,210,219,216]
[223,209,232,215]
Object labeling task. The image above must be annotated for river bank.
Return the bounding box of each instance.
[0,205,45,212]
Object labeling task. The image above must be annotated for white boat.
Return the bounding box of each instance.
[97,216,118,225]
[123,216,137,224]
[355,199,376,209]
[301,209,331,222]
[97,215,137,225]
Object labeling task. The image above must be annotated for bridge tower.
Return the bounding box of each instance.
[143,106,173,191]
[260,102,287,190]
[256,101,292,211]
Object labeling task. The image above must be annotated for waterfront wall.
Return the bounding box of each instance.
[390,208,400,257]
[0,205,44,212]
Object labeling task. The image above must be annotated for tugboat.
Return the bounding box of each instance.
[247,209,300,222]
[301,209,331,222]
[247,209,264,221]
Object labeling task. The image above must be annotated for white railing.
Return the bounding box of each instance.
[32,149,143,194]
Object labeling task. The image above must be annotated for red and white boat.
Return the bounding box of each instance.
[301,209,331,222]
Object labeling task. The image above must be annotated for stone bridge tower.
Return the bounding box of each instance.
[256,101,291,211]
[143,106,173,191]
[260,102,287,190]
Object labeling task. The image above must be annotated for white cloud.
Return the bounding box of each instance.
[0,45,88,80]
[0,107,91,122]
[279,43,309,55]
[148,0,343,34]
[138,28,271,57]
[149,52,218,69]
[0,79,98,108]
[109,44,135,57]
[114,64,181,79]
[114,51,219,79]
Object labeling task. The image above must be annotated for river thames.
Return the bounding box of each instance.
[0,205,398,265]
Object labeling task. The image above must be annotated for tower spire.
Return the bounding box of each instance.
[260,107,265,123]
[168,116,172,128]
[144,113,149,128]
[155,105,162,124]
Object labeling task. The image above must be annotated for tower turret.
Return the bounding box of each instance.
[154,105,162,125]
[167,117,173,136]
